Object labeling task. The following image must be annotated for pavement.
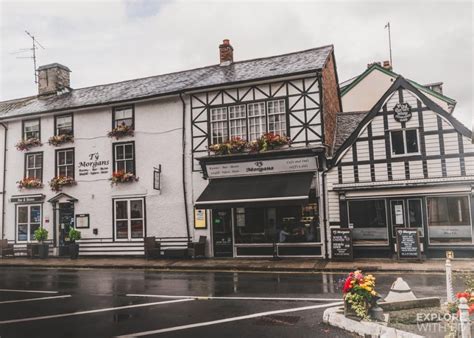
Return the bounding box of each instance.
[0,256,472,273]
[0,267,464,338]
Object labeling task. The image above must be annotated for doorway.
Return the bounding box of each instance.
[58,202,74,250]
[211,209,233,257]
[389,198,424,251]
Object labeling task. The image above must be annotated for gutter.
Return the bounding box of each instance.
[0,122,6,239]
[179,93,191,241]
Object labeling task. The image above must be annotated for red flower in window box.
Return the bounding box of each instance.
[110,171,139,185]
[16,138,42,151]
[17,177,43,189]
[48,134,74,146]
[249,133,290,152]
[208,137,247,155]
[107,122,134,139]
[49,176,76,192]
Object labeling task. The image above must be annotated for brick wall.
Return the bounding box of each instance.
[321,51,342,155]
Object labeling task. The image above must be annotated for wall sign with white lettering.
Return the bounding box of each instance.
[393,103,412,123]
[206,156,317,178]
[396,228,421,260]
[10,194,45,203]
[331,228,353,261]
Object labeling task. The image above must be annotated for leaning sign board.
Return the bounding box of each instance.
[396,228,422,261]
[331,228,353,261]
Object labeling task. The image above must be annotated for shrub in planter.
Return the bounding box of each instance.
[107,123,134,139]
[49,176,76,192]
[17,177,43,189]
[16,138,42,151]
[48,134,74,146]
[68,228,81,260]
[34,228,49,259]
[110,171,139,185]
[342,270,380,319]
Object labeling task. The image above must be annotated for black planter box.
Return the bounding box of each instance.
[38,243,49,259]
[69,243,79,259]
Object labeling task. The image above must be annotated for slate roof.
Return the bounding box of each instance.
[334,111,369,151]
[0,45,333,120]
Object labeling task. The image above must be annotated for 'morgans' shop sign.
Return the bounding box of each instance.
[78,152,110,179]
[206,157,317,178]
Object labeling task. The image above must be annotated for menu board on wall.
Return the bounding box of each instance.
[396,228,421,260]
[331,229,353,261]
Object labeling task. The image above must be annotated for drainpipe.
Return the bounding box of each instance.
[0,123,7,240]
[179,93,191,241]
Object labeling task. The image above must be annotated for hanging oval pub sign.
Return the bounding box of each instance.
[393,102,412,123]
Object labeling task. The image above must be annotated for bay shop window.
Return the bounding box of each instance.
[210,99,287,144]
[114,198,145,240]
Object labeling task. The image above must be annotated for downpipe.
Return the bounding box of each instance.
[0,122,7,239]
[179,93,191,241]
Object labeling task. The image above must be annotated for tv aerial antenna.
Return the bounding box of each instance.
[10,30,45,84]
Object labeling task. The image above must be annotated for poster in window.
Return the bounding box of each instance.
[75,214,90,229]
[394,205,404,225]
[194,209,207,229]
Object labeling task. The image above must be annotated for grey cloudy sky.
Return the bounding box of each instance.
[0,0,472,127]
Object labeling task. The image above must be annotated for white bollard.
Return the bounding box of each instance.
[445,258,455,303]
[458,297,471,338]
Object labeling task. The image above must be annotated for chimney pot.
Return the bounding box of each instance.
[382,60,392,71]
[219,39,233,66]
[37,63,71,96]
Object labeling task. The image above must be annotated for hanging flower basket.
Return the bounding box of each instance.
[342,270,379,320]
[49,176,76,192]
[17,177,43,189]
[48,134,74,146]
[110,171,139,185]
[16,138,42,151]
[208,137,247,155]
[107,123,134,139]
[249,133,290,152]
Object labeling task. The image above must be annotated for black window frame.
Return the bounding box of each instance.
[22,118,41,141]
[112,105,135,130]
[24,152,43,181]
[390,128,420,156]
[55,148,75,178]
[54,113,74,136]
[112,141,136,175]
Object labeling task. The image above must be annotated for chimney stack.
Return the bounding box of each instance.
[219,39,233,66]
[382,60,392,71]
[37,63,71,96]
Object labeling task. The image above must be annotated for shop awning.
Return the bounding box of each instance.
[195,173,314,209]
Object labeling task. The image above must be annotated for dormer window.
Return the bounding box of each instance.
[23,119,40,141]
[113,106,134,129]
[55,114,73,136]
[390,129,419,156]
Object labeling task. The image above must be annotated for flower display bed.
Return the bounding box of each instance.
[208,133,290,155]
[108,123,134,139]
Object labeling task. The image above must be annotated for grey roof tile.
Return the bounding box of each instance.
[334,111,369,151]
[0,45,333,119]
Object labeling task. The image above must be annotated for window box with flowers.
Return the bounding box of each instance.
[342,270,380,319]
[16,138,42,151]
[48,134,74,146]
[208,137,247,155]
[108,123,134,140]
[208,133,290,155]
[17,177,43,189]
[49,176,76,192]
[110,171,139,185]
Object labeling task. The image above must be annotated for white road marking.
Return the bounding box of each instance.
[0,295,71,305]
[116,301,343,337]
[126,293,342,302]
[0,289,58,294]
[0,298,192,325]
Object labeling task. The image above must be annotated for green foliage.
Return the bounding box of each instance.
[68,228,81,242]
[34,228,48,242]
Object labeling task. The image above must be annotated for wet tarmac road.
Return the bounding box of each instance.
[0,267,463,337]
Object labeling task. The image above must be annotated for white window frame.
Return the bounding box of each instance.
[228,104,247,140]
[114,198,145,241]
[390,128,420,157]
[267,99,287,136]
[56,149,74,178]
[210,107,228,144]
[16,204,42,242]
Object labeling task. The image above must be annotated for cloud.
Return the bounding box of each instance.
[0,0,471,127]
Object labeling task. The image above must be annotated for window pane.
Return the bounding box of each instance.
[130,200,143,219]
[18,224,27,241]
[408,200,423,229]
[115,108,133,120]
[116,145,124,160]
[116,221,128,239]
[210,108,228,144]
[30,206,41,223]
[406,130,419,153]
[268,99,286,136]
[391,131,404,155]
[30,224,40,241]
[125,144,133,159]
[131,220,143,238]
[348,200,388,242]
[18,207,28,223]
[66,150,73,164]
[56,116,72,135]
[116,201,128,219]
[428,196,472,243]
[58,151,65,165]
[116,161,125,172]
[27,154,35,168]
[229,105,247,140]
[248,102,266,141]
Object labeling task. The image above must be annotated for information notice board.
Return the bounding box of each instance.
[396,228,421,261]
[331,228,353,261]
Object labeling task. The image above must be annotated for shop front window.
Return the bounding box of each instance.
[16,204,41,242]
[114,198,144,240]
[348,199,388,244]
[427,196,472,244]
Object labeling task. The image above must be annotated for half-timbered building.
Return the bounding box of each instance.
[327,74,473,258]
